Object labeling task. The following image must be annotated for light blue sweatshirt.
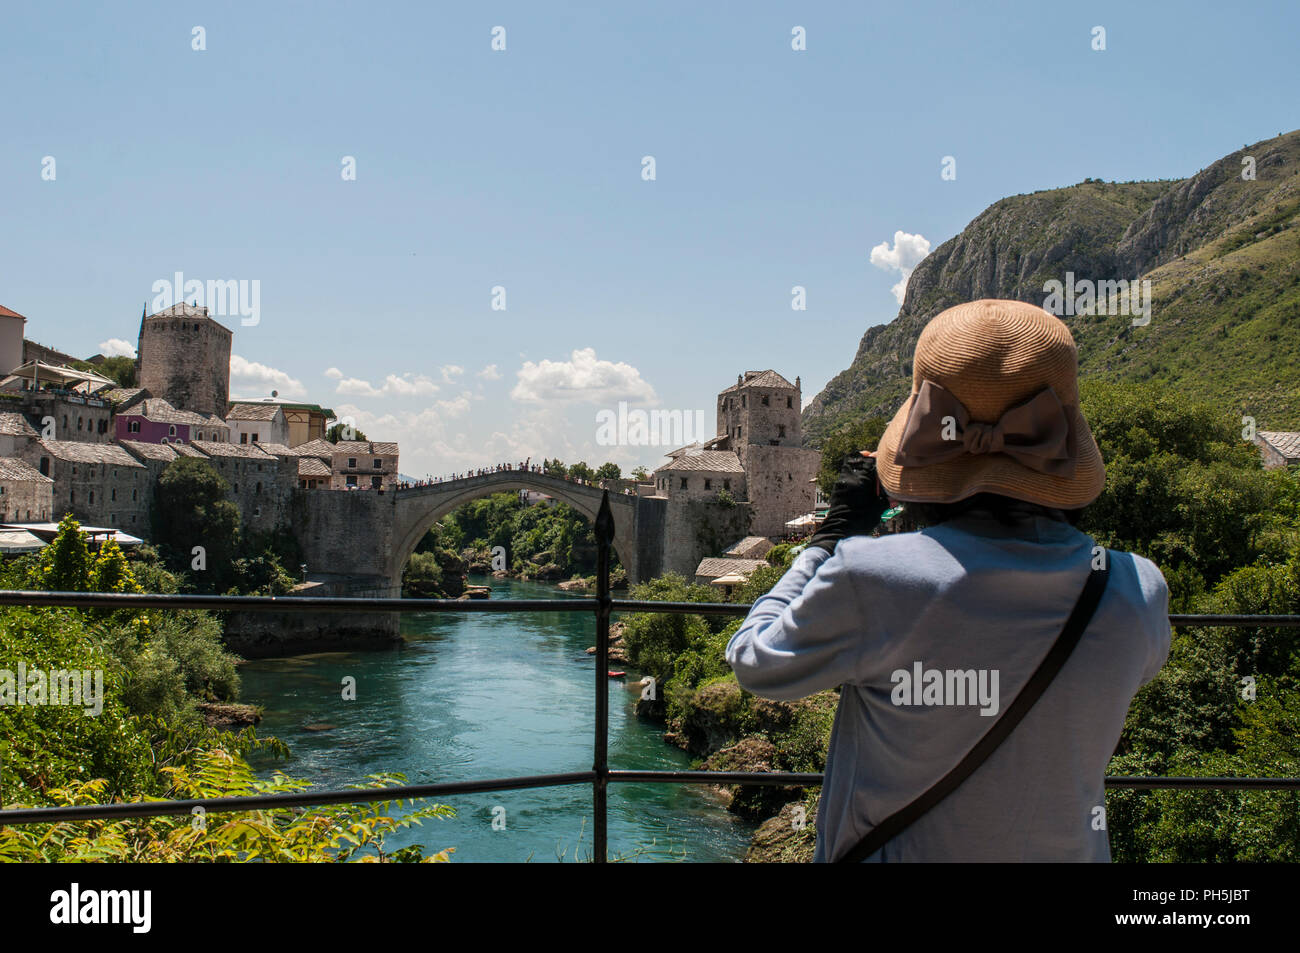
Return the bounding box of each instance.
[725,511,1171,861]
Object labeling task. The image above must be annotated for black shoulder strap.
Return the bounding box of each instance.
[835,557,1111,863]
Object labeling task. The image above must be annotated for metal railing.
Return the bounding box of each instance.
[2,489,1299,862]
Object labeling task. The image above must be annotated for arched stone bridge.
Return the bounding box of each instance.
[389,471,655,586]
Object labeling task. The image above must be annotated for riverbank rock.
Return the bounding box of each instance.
[745,796,819,863]
[196,702,262,731]
[669,678,747,757]
[529,562,565,580]
[557,578,589,591]
[701,737,804,820]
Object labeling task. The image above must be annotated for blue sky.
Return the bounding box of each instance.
[2,0,1297,477]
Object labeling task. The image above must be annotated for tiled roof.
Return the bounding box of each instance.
[226,402,283,421]
[0,456,51,482]
[333,440,399,456]
[719,369,796,393]
[102,387,149,408]
[0,412,37,437]
[35,439,144,467]
[299,457,332,478]
[190,440,276,460]
[694,557,767,580]
[291,438,336,458]
[120,440,179,462]
[655,449,744,473]
[133,398,211,426]
[253,442,296,457]
[725,536,774,559]
[171,443,207,457]
[0,305,26,320]
[1259,432,1300,459]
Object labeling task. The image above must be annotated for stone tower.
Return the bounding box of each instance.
[715,370,802,471]
[137,303,232,417]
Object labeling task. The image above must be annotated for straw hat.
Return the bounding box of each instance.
[874,299,1105,508]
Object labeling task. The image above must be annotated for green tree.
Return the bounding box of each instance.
[595,462,622,481]
[327,422,369,442]
[816,416,889,496]
[152,458,242,591]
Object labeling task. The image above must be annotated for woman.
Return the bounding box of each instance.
[726,299,1171,862]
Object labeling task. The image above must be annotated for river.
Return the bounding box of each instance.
[240,575,754,862]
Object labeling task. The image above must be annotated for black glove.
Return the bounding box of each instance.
[809,453,891,554]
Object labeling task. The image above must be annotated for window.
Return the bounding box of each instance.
[738,426,742,438]
[373,459,382,469]
[787,396,793,409]
[132,489,137,501]
[680,477,688,490]
[72,466,77,476]
[371,475,382,488]
[70,490,75,503]
[762,395,769,406]
[254,506,262,517]
[348,458,357,468]
[257,464,263,472]
[723,479,731,491]
[62,415,68,430]
[346,475,357,487]
[98,419,107,433]
[129,420,141,434]
[704,479,712,490]
[255,482,262,493]
[240,433,248,444]
[111,489,116,501]
[89,491,94,504]
[741,396,746,407]
[196,432,202,441]
[169,425,177,437]
[770,440,779,446]
[39,457,50,476]
[252,433,259,443]
[778,425,786,438]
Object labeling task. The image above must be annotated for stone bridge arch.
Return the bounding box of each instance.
[390,471,643,587]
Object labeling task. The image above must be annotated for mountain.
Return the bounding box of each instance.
[803,130,1300,444]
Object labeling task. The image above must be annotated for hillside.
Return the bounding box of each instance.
[804,130,1300,444]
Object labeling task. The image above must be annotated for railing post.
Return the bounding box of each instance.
[593,490,614,863]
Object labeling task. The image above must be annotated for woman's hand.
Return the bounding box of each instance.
[809,451,892,554]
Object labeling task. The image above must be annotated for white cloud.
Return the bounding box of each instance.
[870,230,932,305]
[436,391,472,417]
[230,354,307,397]
[440,365,464,384]
[99,338,137,359]
[476,364,502,381]
[324,367,343,379]
[334,372,440,399]
[510,348,657,404]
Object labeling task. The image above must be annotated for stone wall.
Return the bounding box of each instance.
[740,445,821,537]
[0,471,53,523]
[661,496,753,578]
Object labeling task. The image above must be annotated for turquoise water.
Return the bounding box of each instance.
[239,576,754,862]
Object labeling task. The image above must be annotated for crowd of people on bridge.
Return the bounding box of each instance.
[395,458,633,493]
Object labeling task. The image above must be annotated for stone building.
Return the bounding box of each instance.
[115,397,231,445]
[0,305,25,373]
[648,369,820,575]
[0,363,116,444]
[292,438,399,490]
[0,411,38,456]
[20,439,149,530]
[189,440,296,533]
[230,398,333,447]
[0,456,54,523]
[226,402,290,446]
[1255,432,1300,470]
[136,303,232,417]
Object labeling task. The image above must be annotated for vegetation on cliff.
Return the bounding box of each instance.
[804,129,1300,443]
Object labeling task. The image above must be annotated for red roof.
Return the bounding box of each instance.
[0,305,27,320]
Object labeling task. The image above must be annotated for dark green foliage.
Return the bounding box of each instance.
[816,415,888,496]
[327,422,369,442]
[152,458,242,591]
